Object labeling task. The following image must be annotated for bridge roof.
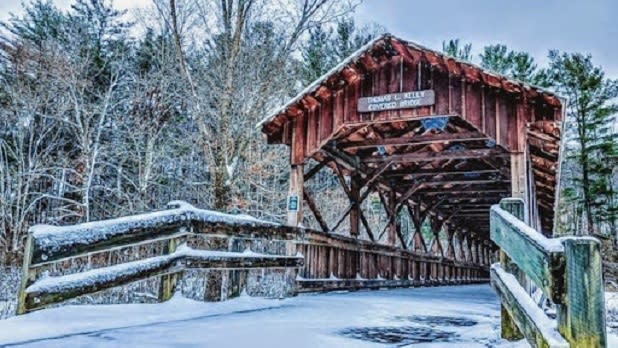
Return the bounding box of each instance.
[260,34,563,241]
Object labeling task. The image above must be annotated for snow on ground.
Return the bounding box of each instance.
[0,284,525,348]
[607,291,618,335]
[0,284,616,348]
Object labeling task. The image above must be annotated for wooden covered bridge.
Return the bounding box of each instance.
[16,35,607,347]
[258,33,562,281]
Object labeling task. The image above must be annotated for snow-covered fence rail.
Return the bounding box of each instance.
[295,230,488,292]
[16,201,303,314]
[490,198,606,348]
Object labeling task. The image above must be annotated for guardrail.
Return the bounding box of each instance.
[490,198,606,348]
[17,201,303,314]
[296,230,488,292]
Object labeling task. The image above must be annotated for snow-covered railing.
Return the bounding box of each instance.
[17,201,303,314]
[490,198,606,348]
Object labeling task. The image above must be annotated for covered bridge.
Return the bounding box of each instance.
[258,34,562,259]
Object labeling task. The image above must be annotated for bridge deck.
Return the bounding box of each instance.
[1,285,530,347]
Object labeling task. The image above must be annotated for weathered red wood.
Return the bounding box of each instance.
[306,107,318,155]
[333,90,345,132]
[318,95,333,144]
[466,82,482,129]
[434,71,450,115]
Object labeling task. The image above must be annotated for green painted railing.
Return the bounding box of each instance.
[491,198,606,348]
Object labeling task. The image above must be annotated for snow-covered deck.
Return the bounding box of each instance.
[0,285,543,347]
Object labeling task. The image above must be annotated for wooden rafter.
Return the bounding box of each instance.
[340,131,488,150]
[303,188,329,232]
[362,148,509,164]
[303,158,331,181]
[384,168,500,178]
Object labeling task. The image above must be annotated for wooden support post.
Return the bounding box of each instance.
[387,189,397,246]
[350,173,361,238]
[303,188,329,232]
[474,241,481,265]
[409,205,426,252]
[499,198,524,340]
[16,231,35,315]
[225,238,249,299]
[469,238,476,263]
[158,237,178,301]
[510,153,526,205]
[456,231,465,261]
[204,237,228,302]
[445,226,455,260]
[287,164,304,227]
[430,217,444,257]
[558,238,607,347]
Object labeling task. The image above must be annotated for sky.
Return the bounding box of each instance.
[0,0,616,78]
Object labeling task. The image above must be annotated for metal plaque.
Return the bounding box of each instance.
[287,194,299,211]
[358,90,435,113]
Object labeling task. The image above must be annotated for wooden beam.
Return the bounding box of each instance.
[24,250,303,312]
[303,158,331,181]
[342,114,458,128]
[350,174,361,237]
[417,189,509,195]
[287,164,304,227]
[303,188,329,232]
[362,149,509,164]
[491,265,569,348]
[417,179,510,187]
[359,209,375,242]
[490,204,564,304]
[384,168,500,178]
[340,131,488,150]
[321,144,360,171]
[330,204,354,233]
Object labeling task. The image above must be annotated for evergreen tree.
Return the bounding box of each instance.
[301,24,333,84]
[479,44,511,75]
[333,18,374,62]
[301,17,379,85]
[0,0,66,47]
[442,39,472,61]
[66,0,131,91]
[479,44,539,83]
[544,50,618,235]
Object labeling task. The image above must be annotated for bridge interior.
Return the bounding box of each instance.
[259,34,562,284]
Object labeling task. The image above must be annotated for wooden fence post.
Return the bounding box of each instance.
[16,231,35,314]
[558,238,606,347]
[158,237,178,301]
[498,198,524,340]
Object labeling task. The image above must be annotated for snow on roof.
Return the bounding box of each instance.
[255,34,386,129]
[257,33,561,131]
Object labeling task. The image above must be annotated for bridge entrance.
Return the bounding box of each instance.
[258,34,562,291]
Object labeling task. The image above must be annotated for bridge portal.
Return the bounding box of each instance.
[258,34,562,290]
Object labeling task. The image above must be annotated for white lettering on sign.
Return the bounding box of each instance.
[358,90,435,113]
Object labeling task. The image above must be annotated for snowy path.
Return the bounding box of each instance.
[1,285,529,347]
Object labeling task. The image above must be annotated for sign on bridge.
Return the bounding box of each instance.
[358,89,435,112]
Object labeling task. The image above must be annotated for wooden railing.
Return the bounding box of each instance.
[491,198,606,348]
[17,201,303,314]
[16,200,494,315]
[295,230,488,292]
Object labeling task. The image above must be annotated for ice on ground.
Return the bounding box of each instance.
[0,285,523,347]
[2,284,617,347]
